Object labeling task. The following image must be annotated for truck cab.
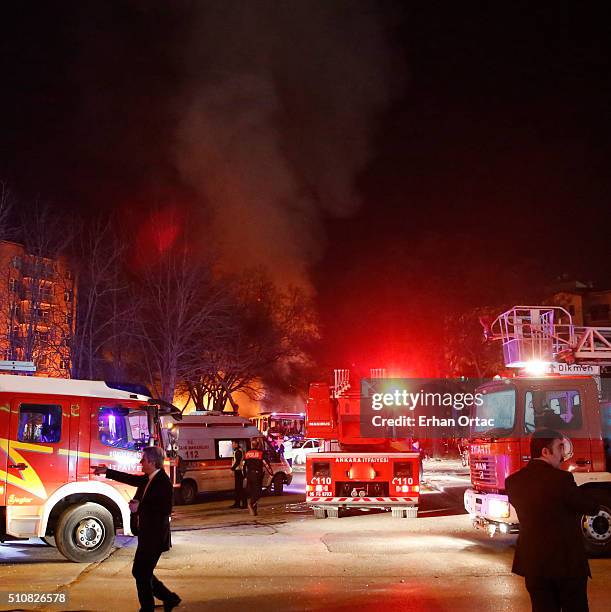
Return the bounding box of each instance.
[0,375,167,562]
[463,305,611,555]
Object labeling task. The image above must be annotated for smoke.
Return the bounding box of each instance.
[174,1,405,290]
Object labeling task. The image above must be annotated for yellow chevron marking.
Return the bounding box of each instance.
[0,404,10,414]
[58,449,114,461]
[0,438,50,500]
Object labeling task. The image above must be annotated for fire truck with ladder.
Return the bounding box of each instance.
[305,368,421,519]
[463,306,611,556]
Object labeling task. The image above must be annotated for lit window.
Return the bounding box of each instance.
[98,406,150,450]
[18,404,62,443]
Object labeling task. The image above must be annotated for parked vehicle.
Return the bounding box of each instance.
[0,375,171,562]
[161,411,292,503]
[463,306,611,556]
[305,369,420,519]
[285,438,321,465]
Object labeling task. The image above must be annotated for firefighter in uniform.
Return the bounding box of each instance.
[229,440,246,509]
[244,438,272,516]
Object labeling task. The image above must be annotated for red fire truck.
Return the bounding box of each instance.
[0,375,175,562]
[463,306,611,555]
[305,369,420,518]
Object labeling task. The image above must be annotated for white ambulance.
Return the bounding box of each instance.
[161,411,293,504]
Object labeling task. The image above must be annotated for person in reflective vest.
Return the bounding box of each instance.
[229,440,246,509]
[244,438,272,516]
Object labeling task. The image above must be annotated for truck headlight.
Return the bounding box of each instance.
[488,499,510,519]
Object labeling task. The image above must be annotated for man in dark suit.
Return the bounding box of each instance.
[94,446,181,612]
[506,429,600,612]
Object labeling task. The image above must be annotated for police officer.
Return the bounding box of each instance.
[244,438,272,516]
[229,440,246,509]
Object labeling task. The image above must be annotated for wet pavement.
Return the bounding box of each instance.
[0,460,609,611]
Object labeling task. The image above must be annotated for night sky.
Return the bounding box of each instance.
[2,2,610,375]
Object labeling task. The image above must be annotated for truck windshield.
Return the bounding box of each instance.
[471,389,516,437]
[98,406,151,450]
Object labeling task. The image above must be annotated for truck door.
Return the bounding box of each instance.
[215,439,236,491]
[6,396,70,510]
[91,403,148,475]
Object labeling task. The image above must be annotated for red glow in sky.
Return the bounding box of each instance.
[133,205,184,269]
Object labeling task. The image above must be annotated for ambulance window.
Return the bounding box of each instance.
[18,404,62,443]
[216,439,234,459]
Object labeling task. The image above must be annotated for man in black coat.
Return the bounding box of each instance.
[94,446,181,612]
[506,429,600,612]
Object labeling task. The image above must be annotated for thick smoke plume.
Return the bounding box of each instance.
[174,1,405,289]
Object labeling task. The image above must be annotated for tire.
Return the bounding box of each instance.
[272,473,284,496]
[40,536,56,547]
[581,490,611,557]
[179,480,197,505]
[55,503,115,563]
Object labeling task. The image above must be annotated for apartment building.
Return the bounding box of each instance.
[0,240,75,377]
[549,279,611,327]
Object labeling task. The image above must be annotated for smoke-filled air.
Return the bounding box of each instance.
[173,1,405,290]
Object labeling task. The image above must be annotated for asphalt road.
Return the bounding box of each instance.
[0,461,609,611]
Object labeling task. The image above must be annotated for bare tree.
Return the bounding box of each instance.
[0,181,13,242]
[132,247,231,404]
[53,216,134,380]
[443,306,505,378]
[188,274,319,413]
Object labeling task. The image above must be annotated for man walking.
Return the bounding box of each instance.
[94,446,181,612]
[244,438,272,516]
[229,440,246,509]
[506,429,600,612]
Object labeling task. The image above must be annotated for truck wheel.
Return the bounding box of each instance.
[581,491,611,557]
[272,473,284,496]
[40,536,56,547]
[179,480,197,505]
[55,503,114,563]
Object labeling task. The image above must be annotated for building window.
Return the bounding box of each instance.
[39,285,53,303]
[11,256,23,270]
[18,403,62,443]
[589,304,610,322]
